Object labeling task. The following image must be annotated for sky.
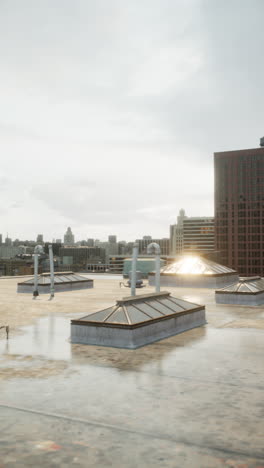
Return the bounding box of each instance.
[0,0,264,242]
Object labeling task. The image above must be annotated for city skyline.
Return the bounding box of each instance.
[0,228,170,245]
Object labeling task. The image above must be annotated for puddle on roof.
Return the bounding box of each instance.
[0,315,72,361]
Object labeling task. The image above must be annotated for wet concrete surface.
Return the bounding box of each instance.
[0,276,264,467]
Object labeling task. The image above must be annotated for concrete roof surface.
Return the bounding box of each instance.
[0,276,264,467]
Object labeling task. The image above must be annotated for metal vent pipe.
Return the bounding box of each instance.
[33,245,44,299]
[147,242,161,293]
[131,243,139,296]
[49,245,55,300]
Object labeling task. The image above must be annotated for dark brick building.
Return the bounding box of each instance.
[214,145,264,276]
[183,217,215,255]
[59,247,105,267]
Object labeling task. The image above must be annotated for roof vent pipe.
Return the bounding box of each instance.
[147,243,161,293]
[48,244,55,300]
[33,245,44,299]
[131,243,139,296]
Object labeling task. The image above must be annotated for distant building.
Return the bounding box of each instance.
[215,142,264,276]
[37,234,44,244]
[64,227,75,245]
[183,217,214,255]
[98,241,118,261]
[59,246,105,267]
[78,240,88,246]
[5,235,12,247]
[87,238,94,247]
[108,235,117,244]
[0,234,2,245]
[44,242,62,256]
[136,237,170,256]
[0,246,22,259]
[170,209,187,255]
[118,241,126,255]
[0,258,34,276]
[56,239,62,244]
[13,239,21,247]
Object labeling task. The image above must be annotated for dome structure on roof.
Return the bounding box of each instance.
[17,272,93,293]
[71,291,206,349]
[215,276,264,305]
[149,255,238,288]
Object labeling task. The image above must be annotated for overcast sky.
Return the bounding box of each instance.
[0,0,264,242]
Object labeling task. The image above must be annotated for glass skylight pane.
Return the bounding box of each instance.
[135,303,163,318]
[168,297,194,309]
[110,310,128,324]
[126,306,149,323]
[81,307,114,322]
[147,301,174,315]
[160,298,185,312]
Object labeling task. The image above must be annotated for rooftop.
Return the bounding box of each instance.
[0,275,263,466]
[214,146,264,156]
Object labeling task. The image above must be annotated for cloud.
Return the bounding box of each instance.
[0,0,263,240]
[0,176,9,190]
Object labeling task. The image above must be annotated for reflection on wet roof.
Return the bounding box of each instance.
[216,277,264,294]
[79,291,202,326]
[19,272,92,285]
[160,256,236,276]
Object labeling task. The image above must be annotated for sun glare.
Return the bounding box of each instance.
[165,255,213,275]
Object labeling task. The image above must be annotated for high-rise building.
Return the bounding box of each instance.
[64,227,75,245]
[36,234,44,244]
[170,209,187,255]
[117,241,124,255]
[214,141,264,276]
[108,235,117,244]
[5,235,12,247]
[183,217,214,254]
[87,238,94,247]
[98,240,118,261]
[0,234,2,245]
